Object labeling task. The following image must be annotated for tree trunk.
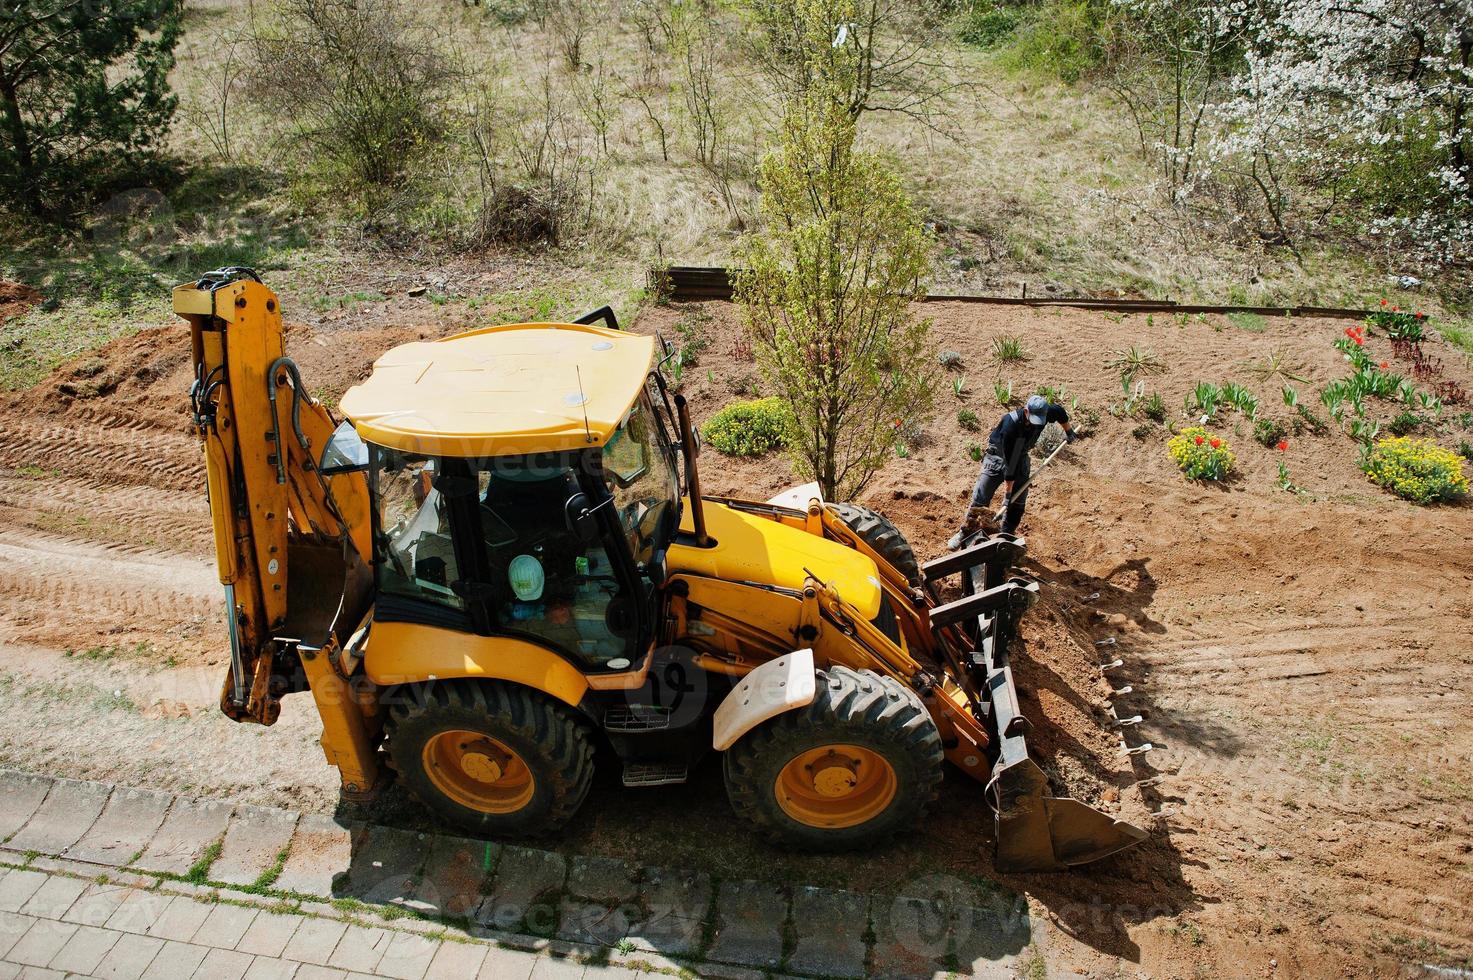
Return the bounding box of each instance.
[0,74,42,215]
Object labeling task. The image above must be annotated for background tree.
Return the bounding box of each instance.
[740,0,963,128]
[733,0,935,501]
[0,0,183,217]
[1212,0,1473,264]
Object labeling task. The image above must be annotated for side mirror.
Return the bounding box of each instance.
[564,492,601,544]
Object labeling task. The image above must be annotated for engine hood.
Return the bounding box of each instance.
[667,499,884,620]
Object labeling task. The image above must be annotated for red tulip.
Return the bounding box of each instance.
[1380,362,1389,369]
[1353,337,1363,346]
[1416,311,1425,319]
[1277,440,1288,451]
[1210,438,1221,449]
[1194,435,1204,445]
[1380,299,1388,306]
[1392,306,1400,312]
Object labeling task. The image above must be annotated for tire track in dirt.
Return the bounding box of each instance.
[0,529,220,650]
[0,416,202,491]
[0,475,212,556]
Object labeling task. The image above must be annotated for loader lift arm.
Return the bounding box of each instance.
[176,268,381,790]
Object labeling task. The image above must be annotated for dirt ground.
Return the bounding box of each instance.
[1,292,1471,977]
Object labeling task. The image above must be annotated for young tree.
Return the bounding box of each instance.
[733,0,934,501]
[740,0,962,128]
[0,0,183,217]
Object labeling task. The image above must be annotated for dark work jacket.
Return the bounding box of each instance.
[986,404,1070,477]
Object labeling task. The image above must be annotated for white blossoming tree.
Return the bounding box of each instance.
[1210,0,1473,264]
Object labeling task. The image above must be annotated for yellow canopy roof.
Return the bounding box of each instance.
[340,322,655,457]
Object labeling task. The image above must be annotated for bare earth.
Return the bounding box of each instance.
[2,295,1470,978]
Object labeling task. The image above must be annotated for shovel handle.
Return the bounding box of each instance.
[993,440,1070,522]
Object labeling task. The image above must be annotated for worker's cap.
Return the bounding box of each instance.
[1025,394,1049,425]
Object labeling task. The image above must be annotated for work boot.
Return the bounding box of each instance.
[947,507,988,550]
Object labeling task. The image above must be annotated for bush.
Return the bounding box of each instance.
[959,6,1021,48]
[703,398,793,457]
[1253,417,1287,447]
[1167,426,1234,481]
[247,0,460,201]
[957,408,981,431]
[991,336,1029,363]
[1361,437,1468,504]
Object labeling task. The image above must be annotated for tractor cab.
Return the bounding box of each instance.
[335,318,683,674]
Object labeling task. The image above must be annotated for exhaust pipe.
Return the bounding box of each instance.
[674,395,709,547]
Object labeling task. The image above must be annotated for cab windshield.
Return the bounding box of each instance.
[602,389,679,567]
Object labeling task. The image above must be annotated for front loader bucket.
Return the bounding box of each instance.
[985,661,1149,871]
[922,533,1148,873]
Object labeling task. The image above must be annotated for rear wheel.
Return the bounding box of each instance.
[829,503,923,589]
[724,666,943,851]
[386,680,593,836]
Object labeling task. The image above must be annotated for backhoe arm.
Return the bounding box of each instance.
[175,268,373,727]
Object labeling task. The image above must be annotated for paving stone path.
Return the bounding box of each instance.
[0,769,1032,979]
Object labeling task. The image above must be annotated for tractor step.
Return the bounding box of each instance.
[621,763,688,787]
[603,704,674,733]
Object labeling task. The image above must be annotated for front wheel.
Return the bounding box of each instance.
[724,665,943,851]
[385,680,593,836]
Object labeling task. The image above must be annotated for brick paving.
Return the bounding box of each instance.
[0,768,1030,977]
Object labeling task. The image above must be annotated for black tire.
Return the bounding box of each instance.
[829,502,923,589]
[385,680,593,837]
[724,665,943,851]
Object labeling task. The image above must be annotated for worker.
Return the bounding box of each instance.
[948,394,1077,549]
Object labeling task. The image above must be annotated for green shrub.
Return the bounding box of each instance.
[1253,417,1287,447]
[967,442,984,461]
[999,0,1112,82]
[959,6,1021,48]
[1361,436,1468,503]
[703,398,793,457]
[1227,312,1267,333]
[1186,381,1222,419]
[1167,426,1234,481]
[958,408,982,431]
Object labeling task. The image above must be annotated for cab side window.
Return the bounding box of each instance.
[374,453,464,609]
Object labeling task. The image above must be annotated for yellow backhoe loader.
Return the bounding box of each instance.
[176,267,1145,871]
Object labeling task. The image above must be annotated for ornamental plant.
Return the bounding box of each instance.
[1368,304,1427,342]
[1167,426,1235,481]
[703,398,794,457]
[1361,436,1469,504]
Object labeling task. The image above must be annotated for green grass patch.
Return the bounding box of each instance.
[186,839,224,885]
[1227,311,1267,333]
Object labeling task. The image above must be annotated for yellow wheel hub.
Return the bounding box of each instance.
[422,730,535,815]
[775,744,898,829]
